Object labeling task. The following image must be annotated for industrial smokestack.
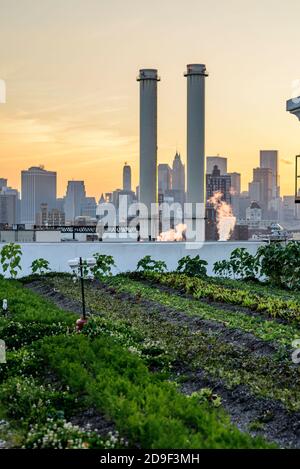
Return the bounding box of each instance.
[185,64,208,208]
[137,69,160,212]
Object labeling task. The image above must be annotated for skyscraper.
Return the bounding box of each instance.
[206,156,227,175]
[0,184,19,226]
[206,165,231,204]
[260,150,279,198]
[251,167,272,218]
[0,179,8,189]
[158,164,172,197]
[64,181,86,223]
[81,197,97,219]
[172,152,185,192]
[123,163,132,192]
[228,172,241,195]
[21,166,56,225]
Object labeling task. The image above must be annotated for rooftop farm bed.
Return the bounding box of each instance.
[0,276,272,449]
[15,271,300,448]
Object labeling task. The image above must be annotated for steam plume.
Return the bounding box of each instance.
[157,223,187,242]
[208,191,236,241]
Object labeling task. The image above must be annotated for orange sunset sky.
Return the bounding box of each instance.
[0,0,299,199]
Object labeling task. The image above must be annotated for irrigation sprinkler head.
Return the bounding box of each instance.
[2,299,8,315]
[68,257,96,269]
[76,317,88,332]
[86,258,96,267]
[68,258,80,269]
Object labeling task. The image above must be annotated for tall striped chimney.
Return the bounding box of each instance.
[185,64,208,208]
[137,69,160,213]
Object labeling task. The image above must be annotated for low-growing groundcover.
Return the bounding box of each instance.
[0,277,271,449]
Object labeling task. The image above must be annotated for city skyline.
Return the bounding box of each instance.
[0,0,299,197]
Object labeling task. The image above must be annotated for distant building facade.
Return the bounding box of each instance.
[64,181,86,223]
[207,156,227,175]
[21,166,57,226]
[0,183,19,226]
[246,201,262,227]
[36,203,65,226]
[228,172,241,195]
[251,167,272,218]
[158,164,172,196]
[260,150,279,199]
[206,165,231,204]
[172,152,185,192]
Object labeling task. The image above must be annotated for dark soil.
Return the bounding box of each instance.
[70,408,116,437]
[99,284,280,358]
[180,369,300,449]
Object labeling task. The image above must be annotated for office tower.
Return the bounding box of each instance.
[228,172,241,195]
[36,203,65,226]
[172,152,185,192]
[251,167,272,218]
[206,156,227,175]
[237,191,251,220]
[0,179,7,190]
[185,64,208,207]
[0,185,19,226]
[281,196,296,222]
[64,181,86,223]
[249,181,261,202]
[260,150,279,198]
[158,164,172,196]
[123,163,132,192]
[137,69,159,210]
[21,166,57,225]
[56,198,65,212]
[206,165,232,204]
[246,201,262,228]
[81,197,97,219]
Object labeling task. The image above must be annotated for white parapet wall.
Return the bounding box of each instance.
[0,241,264,277]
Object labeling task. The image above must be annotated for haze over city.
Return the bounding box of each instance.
[1,0,300,197]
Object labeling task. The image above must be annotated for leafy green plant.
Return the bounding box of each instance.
[257,242,300,290]
[91,254,116,279]
[31,258,50,276]
[0,243,22,279]
[176,255,208,278]
[190,388,222,408]
[136,255,167,273]
[229,248,260,280]
[213,259,232,278]
[213,248,259,280]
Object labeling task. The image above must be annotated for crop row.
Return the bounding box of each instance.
[103,275,300,348]
[134,272,300,326]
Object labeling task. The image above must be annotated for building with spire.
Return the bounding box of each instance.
[123,163,132,192]
[172,152,185,193]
